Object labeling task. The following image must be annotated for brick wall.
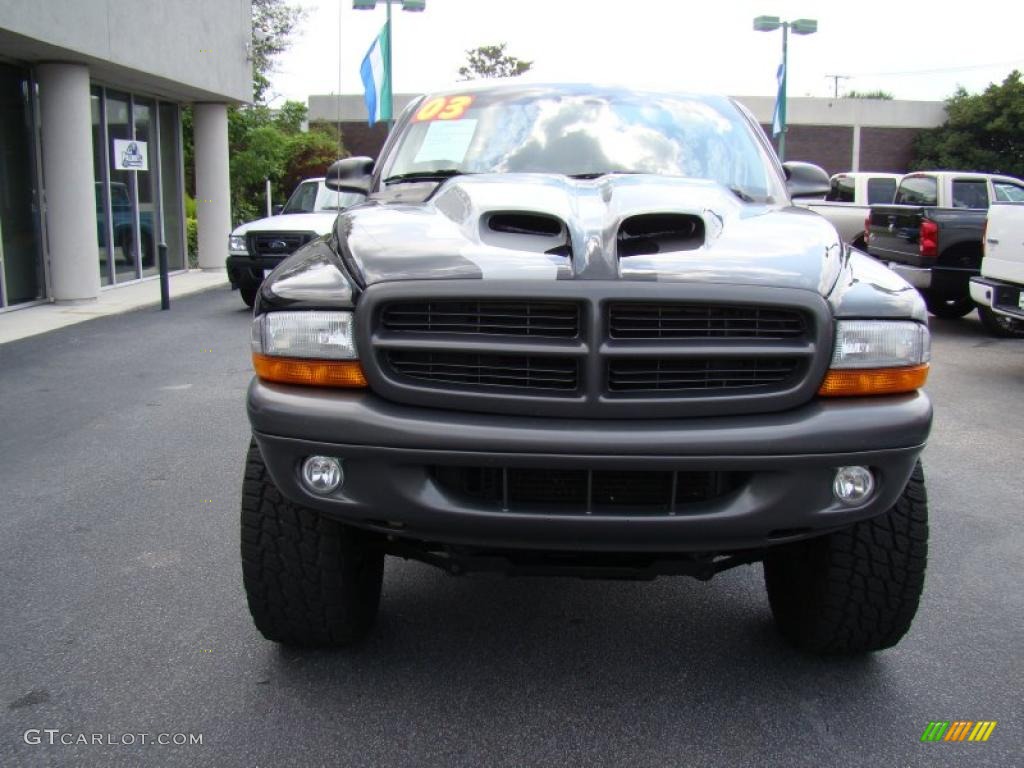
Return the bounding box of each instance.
[331,121,389,160]
[761,124,854,175]
[858,127,920,173]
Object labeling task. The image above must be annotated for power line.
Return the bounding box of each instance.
[848,59,1024,78]
[825,74,850,98]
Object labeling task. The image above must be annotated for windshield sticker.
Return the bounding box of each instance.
[413,119,478,164]
[414,95,474,122]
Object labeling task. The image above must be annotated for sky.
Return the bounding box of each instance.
[268,0,1024,107]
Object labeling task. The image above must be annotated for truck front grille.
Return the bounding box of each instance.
[386,351,578,392]
[359,284,829,418]
[382,300,579,338]
[432,466,736,515]
[607,357,801,392]
[608,302,806,339]
[247,231,317,258]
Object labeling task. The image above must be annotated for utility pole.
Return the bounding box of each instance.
[825,74,850,99]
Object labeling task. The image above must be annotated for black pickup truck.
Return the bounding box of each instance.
[242,84,933,655]
[867,171,1024,317]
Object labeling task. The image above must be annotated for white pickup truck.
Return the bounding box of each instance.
[799,172,901,249]
[970,202,1024,336]
[226,178,364,307]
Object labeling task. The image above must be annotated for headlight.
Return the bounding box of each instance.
[251,311,366,388]
[229,235,248,253]
[829,321,929,369]
[819,320,929,397]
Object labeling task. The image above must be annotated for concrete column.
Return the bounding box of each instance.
[851,125,862,172]
[193,103,230,270]
[37,63,100,302]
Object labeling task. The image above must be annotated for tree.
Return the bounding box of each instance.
[251,0,306,103]
[282,130,344,195]
[844,89,893,100]
[457,44,532,81]
[912,71,1024,178]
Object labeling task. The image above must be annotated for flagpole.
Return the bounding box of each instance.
[385,0,394,131]
[779,21,788,162]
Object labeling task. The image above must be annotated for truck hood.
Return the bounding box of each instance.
[232,212,338,236]
[335,174,843,296]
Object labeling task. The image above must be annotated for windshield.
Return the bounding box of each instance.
[282,181,363,214]
[383,90,783,201]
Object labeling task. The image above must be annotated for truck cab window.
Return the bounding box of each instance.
[994,182,1024,203]
[867,178,897,205]
[895,177,937,206]
[826,177,855,203]
[952,180,989,209]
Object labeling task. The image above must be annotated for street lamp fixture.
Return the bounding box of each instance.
[353,0,427,128]
[754,15,818,161]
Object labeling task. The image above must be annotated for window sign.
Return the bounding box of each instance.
[113,138,148,171]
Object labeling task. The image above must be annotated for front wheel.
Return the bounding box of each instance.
[924,292,974,318]
[240,439,385,647]
[978,306,1024,338]
[763,462,928,654]
[239,283,258,308]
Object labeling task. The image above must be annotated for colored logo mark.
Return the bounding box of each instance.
[921,721,997,742]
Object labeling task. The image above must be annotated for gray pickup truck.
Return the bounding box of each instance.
[867,171,1024,317]
[242,84,933,655]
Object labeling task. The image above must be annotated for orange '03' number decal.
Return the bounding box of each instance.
[415,95,474,122]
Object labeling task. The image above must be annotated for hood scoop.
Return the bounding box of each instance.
[482,212,572,258]
[617,213,705,258]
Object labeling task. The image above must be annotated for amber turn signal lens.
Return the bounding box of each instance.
[818,364,929,397]
[252,353,368,388]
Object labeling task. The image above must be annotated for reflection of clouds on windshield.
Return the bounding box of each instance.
[498,98,680,175]
[389,92,775,197]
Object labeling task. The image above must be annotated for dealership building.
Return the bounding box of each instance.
[0,0,251,311]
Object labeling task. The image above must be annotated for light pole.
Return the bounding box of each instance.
[353,0,425,130]
[753,15,817,161]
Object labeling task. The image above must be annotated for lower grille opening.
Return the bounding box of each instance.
[431,466,739,515]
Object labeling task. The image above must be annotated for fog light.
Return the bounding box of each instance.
[301,456,343,494]
[833,466,874,504]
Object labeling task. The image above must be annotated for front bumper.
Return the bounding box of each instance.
[888,262,932,290]
[248,380,932,553]
[971,276,1024,320]
[226,254,285,288]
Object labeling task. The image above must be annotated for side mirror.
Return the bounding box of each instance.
[271,204,284,216]
[325,156,375,194]
[783,161,831,199]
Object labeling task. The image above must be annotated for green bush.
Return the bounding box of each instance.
[186,217,198,269]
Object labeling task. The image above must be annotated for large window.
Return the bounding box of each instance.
[92,87,186,286]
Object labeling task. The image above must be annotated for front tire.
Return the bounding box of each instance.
[240,439,384,647]
[978,306,1024,338]
[763,462,928,654]
[239,283,258,308]
[924,292,974,318]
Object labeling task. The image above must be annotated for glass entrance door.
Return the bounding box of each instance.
[105,91,140,283]
[0,63,44,307]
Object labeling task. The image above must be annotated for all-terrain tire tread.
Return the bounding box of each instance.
[764,462,928,654]
[240,439,383,647]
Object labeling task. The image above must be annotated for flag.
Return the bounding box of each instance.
[771,61,786,137]
[360,22,392,125]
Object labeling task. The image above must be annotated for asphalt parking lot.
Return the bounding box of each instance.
[1,288,1021,768]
